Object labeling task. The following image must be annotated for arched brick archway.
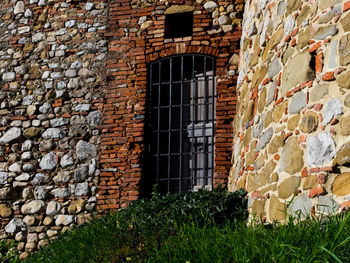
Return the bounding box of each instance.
[98,0,242,210]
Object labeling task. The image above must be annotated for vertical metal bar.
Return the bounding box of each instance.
[203,56,208,187]
[191,55,195,190]
[168,59,172,193]
[157,62,162,190]
[211,58,215,187]
[179,56,183,192]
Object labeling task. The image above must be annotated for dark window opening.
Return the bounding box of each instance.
[145,54,216,194]
[164,12,193,38]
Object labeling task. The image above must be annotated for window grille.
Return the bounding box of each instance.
[146,54,216,194]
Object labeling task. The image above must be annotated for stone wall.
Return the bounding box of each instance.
[0,0,107,258]
[230,0,350,222]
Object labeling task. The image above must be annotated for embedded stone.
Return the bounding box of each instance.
[2,72,16,82]
[313,25,338,40]
[53,171,71,183]
[269,195,286,221]
[300,112,318,133]
[268,58,282,78]
[46,201,61,216]
[296,5,311,26]
[281,137,304,175]
[51,188,70,198]
[273,101,288,123]
[23,127,40,139]
[32,33,44,43]
[278,176,301,199]
[60,154,74,168]
[310,84,328,102]
[74,165,88,182]
[287,114,300,131]
[303,174,318,190]
[339,34,350,66]
[341,12,350,32]
[5,218,26,234]
[296,26,311,50]
[256,128,273,152]
[164,5,195,14]
[15,173,30,181]
[21,200,45,214]
[87,111,101,127]
[0,204,12,218]
[334,142,350,166]
[288,194,312,218]
[319,0,338,10]
[204,1,218,10]
[68,199,86,214]
[39,152,57,171]
[14,1,25,14]
[76,140,97,161]
[306,132,335,167]
[42,128,65,139]
[0,172,8,184]
[55,215,74,226]
[0,127,21,144]
[286,0,301,14]
[284,15,295,36]
[218,15,231,26]
[322,98,343,125]
[317,196,339,215]
[281,50,314,96]
[340,115,350,136]
[333,173,350,196]
[288,92,306,114]
[336,70,350,89]
[268,135,284,154]
[34,186,47,200]
[251,199,266,218]
[75,182,89,196]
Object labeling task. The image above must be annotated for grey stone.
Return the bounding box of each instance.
[42,128,65,139]
[21,200,45,214]
[278,1,287,16]
[75,182,89,196]
[23,95,33,106]
[310,84,329,102]
[70,115,85,125]
[34,186,47,200]
[21,140,33,151]
[317,196,340,215]
[31,173,47,186]
[284,15,295,36]
[71,60,83,69]
[32,33,44,43]
[74,104,90,112]
[0,172,8,184]
[313,25,338,40]
[85,3,94,10]
[322,98,343,125]
[306,132,336,167]
[50,118,69,127]
[39,152,57,171]
[76,140,97,161]
[256,127,273,152]
[248,23,257,37]
[87,111,100,127]
[24,9,32,17]
[74,165,88,182]
[14,1,25,15]
[89,158,96,175]
[15,173,30,181]
[289,194,312,218]
[268,58,282,78]
[39,102,51,114]
[60,154,74,168]
[55,215,74,226]
[51,188,70,198]
[39,139,54,151]
[319,5,342,24]
[9,162,21,173]
[204,1,218,10]
[65,20,76,28]
[288,92,307,114]
[0,127,21,144]
[22,163,35,172]
[65,70,77,78]
[46,201,61,216]
[5,218,26,234]
[0,188,13,200]
[218,15,231,25]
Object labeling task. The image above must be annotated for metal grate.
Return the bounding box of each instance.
[147,54,216,194]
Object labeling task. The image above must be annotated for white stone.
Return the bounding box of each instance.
[14,1,25,15]
[42,128,65,139]
[39,152,57,171]
[46,201,61,216]
[284,16,295,36]
[2,72,16,82]
[204,1,218,10]
[32,32,44,43]
[60,154,74,168]
[322,98,343,125]
[55,215,74,226]
[21,200,45,214]
[9,162,21,173]
[5,218,25,233]
[0,127,21,144]
[306,132,336,167]
[76,140,97,161]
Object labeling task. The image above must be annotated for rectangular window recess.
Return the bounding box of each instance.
[164,12,193,39]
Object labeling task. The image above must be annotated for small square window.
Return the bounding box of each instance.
[164,12,193,39]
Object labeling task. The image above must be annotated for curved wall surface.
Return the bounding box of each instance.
[230,0,350,221]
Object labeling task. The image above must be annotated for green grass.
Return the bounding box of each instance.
[13,188,350,263]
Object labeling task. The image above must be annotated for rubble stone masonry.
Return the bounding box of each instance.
[230,0,350,222]
[0,0,243,258]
